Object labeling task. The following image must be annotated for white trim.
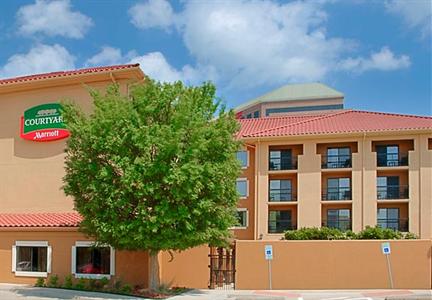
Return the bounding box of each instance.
[71,241,115,279]
[237,150,249,169]
[15,241,48,247]
[233,208,248,229]
[13,241,50,278]
[236,178,249,199]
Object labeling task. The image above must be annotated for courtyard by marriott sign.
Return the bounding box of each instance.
[20,103,69,142]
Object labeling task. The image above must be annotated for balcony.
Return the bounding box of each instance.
[322,189,352,201]
[377,185,409,200]
[321,155,352,169]
[322,219,352,231]
[269,157,297,171]
[377,218,408,232]
[268,220,297,233]
[377,153,408,167]
[269,189,296,202]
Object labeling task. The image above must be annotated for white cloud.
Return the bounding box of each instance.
[339,47,411,73]
[86,46,205,84]
[385,0,431,38]
[0,44,75,79]
[85,46,138,66]
[17,0,93,39]
[129,0,175,30]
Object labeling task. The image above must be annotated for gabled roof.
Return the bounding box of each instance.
[238,110,432,138]
[0,64,143,86]
[235,82,344,112]
[0,212,82,228]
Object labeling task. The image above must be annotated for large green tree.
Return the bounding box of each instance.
[61,80,241,290]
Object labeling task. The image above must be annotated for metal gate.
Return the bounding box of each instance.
[208,245,235,289]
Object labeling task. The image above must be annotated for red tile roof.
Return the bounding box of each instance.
[0,212,82,228]
[238,110,432,138]
[0,64,141,86]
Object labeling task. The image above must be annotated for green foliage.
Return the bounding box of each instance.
[74,278,86,290]
[47,274,59,288]
[355,226,403,240]
[99,276,110,288]
[35,277,45,287]
[284,226,418,240]
[120,283,133,294]
[62,80,241,252]
[403,232,418,239]
[63,275,73,289]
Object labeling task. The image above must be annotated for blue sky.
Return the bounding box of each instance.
[0,0,431,115]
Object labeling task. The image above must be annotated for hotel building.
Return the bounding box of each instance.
[0,65,431,285]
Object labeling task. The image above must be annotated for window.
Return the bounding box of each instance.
[269,149,293,170]
[325,147,351,168]
[246,113,252,119]
[268,210,292,233]
[377,208,402,231]
[253,111,260,118]
[235,209,248,228]
[326,209,351,231]
[376,145,406,166]
[12,241,51,277]
[325,178,351,200]
[377,176,407,199]
[269,179,293,201]
[236,179,248,198]
[72,242,115,279]
[236,151,249,168]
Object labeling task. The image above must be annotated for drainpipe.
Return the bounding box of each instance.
[255,138,261,240]
[362,131,366,230]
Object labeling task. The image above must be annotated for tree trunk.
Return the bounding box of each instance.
[148,251,160,291]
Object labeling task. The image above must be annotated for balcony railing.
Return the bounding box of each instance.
[269,190,297,202]
[269,157,297,170]
[377,185,409,200]
[322,219,352,231]
[377,153,408,167]
[322,189,352,201]
[268,220,296,233]
[321,155,352,169]
[377,218,408,232]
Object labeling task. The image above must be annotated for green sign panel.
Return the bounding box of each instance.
[20,103,70,142]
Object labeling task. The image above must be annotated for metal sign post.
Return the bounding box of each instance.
[381,242,394,289]
[265,245,273,290]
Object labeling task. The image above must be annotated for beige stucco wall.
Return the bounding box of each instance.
[236,240,432,289]
[160,246,209,289]
[251,134,432,239]
[0,230,149,286]
[0,79,130,213]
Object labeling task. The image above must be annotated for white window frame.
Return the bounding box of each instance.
[12,241,51,278]
[236,178,249,199]
[233,208,248,229]
[237,150,249,169]
[71,241,115,279]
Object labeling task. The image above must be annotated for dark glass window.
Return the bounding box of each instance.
[16,247,47,272]
[76,247,110,275]
[246,113,252,119]
[377,145,402,166]
[327,209,351,231]
[325,147,351,168]
[377,176,405,199]
[377,208,400,231]
[269,149,293,170]
[326,178,351,200]
[236,210,247,227]
[253,111,260,118]
[268,210,292,233]
[269,179,293,201]
[236,180,248,198]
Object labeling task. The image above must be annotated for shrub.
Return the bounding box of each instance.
[99,277,110,289]
[47,274,59,288]
[120,283,132,294]
[284,226,418,240]
[63,275,73,289]
[74,278,86,290]
[35,277,45,287]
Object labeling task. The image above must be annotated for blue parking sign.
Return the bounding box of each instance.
[381,242,391,255]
